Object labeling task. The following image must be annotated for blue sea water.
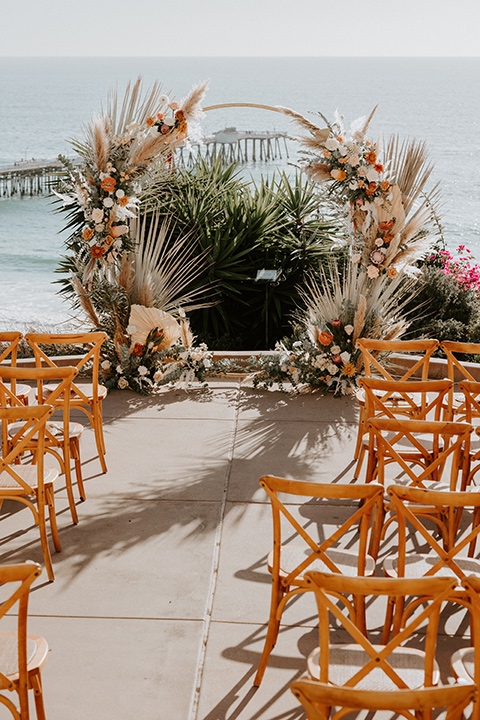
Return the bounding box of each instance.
[0,56,479,329]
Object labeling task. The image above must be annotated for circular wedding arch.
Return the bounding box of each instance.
[203,102,283,114]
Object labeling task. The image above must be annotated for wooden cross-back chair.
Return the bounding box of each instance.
[356,377,452,481]
[354,338,440,474]
[458,380,480,487]
[0,333,30,405]
[253,476,384,686]
[0,405,60,582]
[440,340,480,423]
[303,570,458,720]
[451,575,480,720]
[24,332,108,473]
[0,366,85,524]
[0,562,48,720]
[290,679,476,720]
[365,418,472,557]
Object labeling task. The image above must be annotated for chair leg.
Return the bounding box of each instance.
[253,581,285,687]
[72,438,86,501]
[353,405,366,462]
[62,446,79,525]
[38,503,55,582]
[30,670,46,720]
[45,487,61,554]
[92,403,107,474]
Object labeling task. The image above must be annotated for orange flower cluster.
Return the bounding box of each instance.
[100,177,116,192]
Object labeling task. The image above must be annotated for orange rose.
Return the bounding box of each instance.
[337,136,343,142]
[118,196,129,207]
[175,109,185,120]
[104,235,114,246]
[358,179,365,189]
[100,176,116,192]
[146,116,155,127]
[380,180,390,192]
[317,330,334,346]
[131,343,143,356]
[323,150,330,158]
[82,227,94,241]
[338,157,348,164]
[383,232,395,243]
[387,266,398,278]
[379,220,394,232]
[364,150,377,165]
[365,182,377,196]
[91,245,105,258]
[374,162,384,173]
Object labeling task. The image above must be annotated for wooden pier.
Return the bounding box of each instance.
[178,128,290,169]
[0,159,65,197]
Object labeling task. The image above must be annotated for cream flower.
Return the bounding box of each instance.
[126,324,137,335]
[159,94,170,104]
[347,154,360,166]
[115,189,125,199]
[153,370,163,383]
[91,208,104,223]
[331,345,341,355]
[101,360,111,370]
[367,264,380,279]
[103,197,114,208]
[366,166,379,182]
[118,377,129,389]
[344,325,354,335]
[375,237,384,247]
[325,138,339,151]
[340,351,351,363]
[138,366,148,376]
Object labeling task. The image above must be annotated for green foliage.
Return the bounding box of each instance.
[405,264,480,343]
[145,159,341,349]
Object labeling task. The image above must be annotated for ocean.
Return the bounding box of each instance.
[0,56,479,330]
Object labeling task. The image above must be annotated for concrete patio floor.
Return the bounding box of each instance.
[0,379,472,719]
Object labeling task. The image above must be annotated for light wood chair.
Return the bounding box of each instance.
[253,477,384,686]
[25,332,108,473]
[0,333,31,405]
[354,338,440,475]
[0,562,48,720]
[440,341,480,432]
[458,380,480,486]
[451,575,480,720]
[0,405,60,582]
[357,377,452,481]
[290,678,476,720]
[303,571,458,707]
[0,366,85,524]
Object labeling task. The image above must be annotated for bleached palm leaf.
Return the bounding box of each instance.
[128,305,182,349]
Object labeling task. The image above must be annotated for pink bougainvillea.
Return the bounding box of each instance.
[433,245,480,297]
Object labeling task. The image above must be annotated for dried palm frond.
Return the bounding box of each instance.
[84,115,111,174]
[353,294,367,344]
[129,211,214,314]
[383,135,439,216]
[71,275,99,327]
[106,77,164,136]
[117,254,134,295]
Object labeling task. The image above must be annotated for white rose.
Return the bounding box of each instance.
[95,223,105,232]
[116,365,123,374]
[375,238,384,247]
[204,359,212,368]
[115,189,125,198]
[103,197,114,208]
[138,366,148,376]
[347,154,360,167]
[366,167,379,182]
[357,166,367,177]
[91,208,104,223]
[367,265,380,279]
[164,115,175,127]
[340,351,351,363]
[118,377,129,389]
[325,138,339,151]
[348,180,358,190]
[338,144,348,156]
[331,345,341,355]
[327,363,338,375]
[344,325,354,335]
[101,360,111,370]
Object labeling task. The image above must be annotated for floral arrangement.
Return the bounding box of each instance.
[253,262,416,395]
[432,244,480,297]
[56,77,208,281]
[277,106,441,282]
[99,307,212,394]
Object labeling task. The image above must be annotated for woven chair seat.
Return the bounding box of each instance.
[451,646,474,682]
[0,465,58,490]
[384,553,480,578]
[268,546,375,579]
[307,644,440,691]
[8,420,84,441]
[43,382,107,402]
[0,634,38,679]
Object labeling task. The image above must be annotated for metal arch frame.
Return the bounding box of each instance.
[203,103,283,114]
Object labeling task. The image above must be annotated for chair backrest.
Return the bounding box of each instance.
[359,377,452,422]
[388,484,480,575]
[0,333,23,396]
[0,366,78,454]
[259,476,384,585]
[0,405,54,496]
[357,338,439,381]
[24,332,106,405]
[366,417,472,490]
[0,562,43,719]
[290,679,476,720]
[458,380,480,423]
[441,341,480,383]
[304,571,457,691]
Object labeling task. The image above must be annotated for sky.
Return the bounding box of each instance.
[2,0,480,57]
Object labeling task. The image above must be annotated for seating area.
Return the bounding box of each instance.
[4,334,480,718]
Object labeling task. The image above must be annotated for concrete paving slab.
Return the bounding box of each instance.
[227,419,358,502]
[195,620,316,720]
[237,384,358,423]
[36,616,204,720]
[77,417,234,502]
[1,497,220,620]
